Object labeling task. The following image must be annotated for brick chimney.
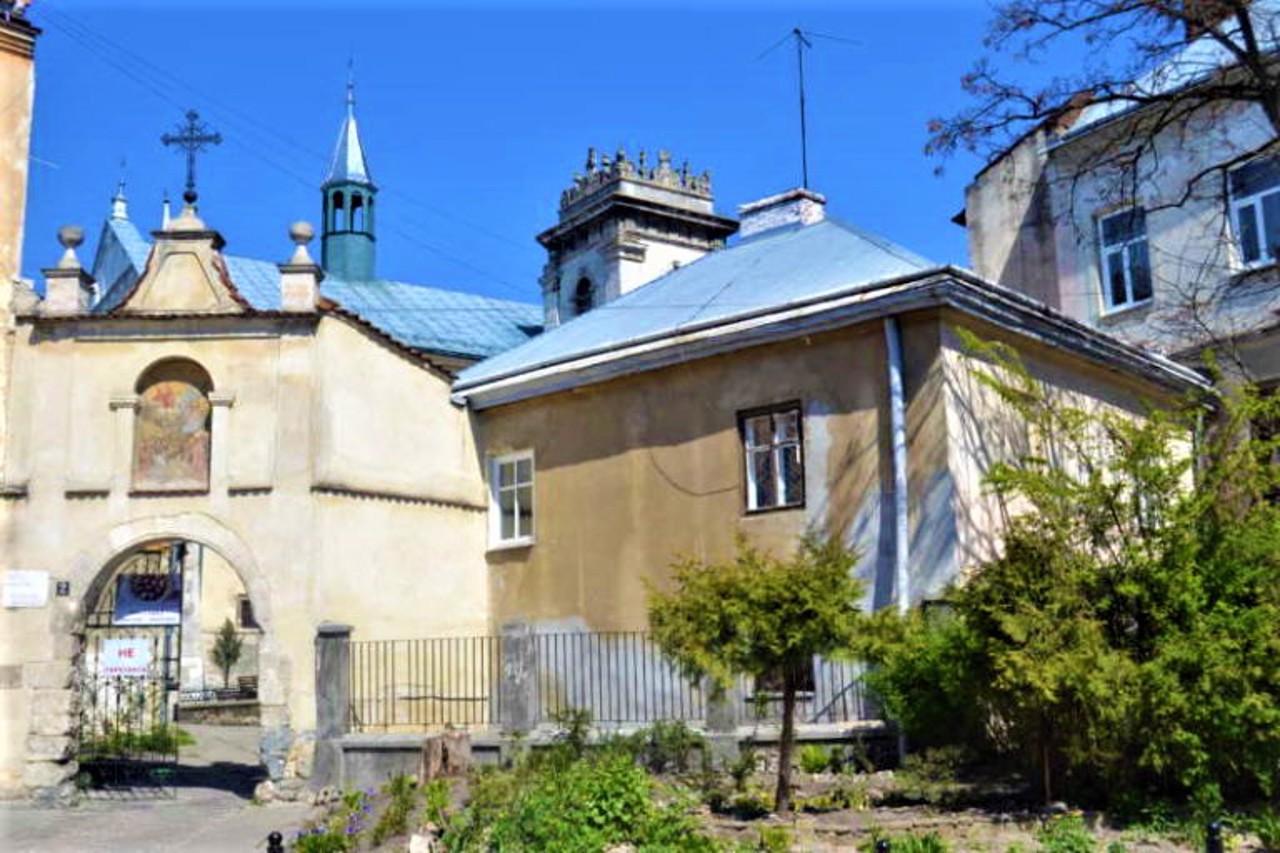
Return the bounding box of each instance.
[737,188,826,239]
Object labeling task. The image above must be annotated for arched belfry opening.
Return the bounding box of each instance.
[572,275,595,317]
[75,536,266,796]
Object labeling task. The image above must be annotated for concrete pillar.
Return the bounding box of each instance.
[499,622,537,734]
[311,622,352,788]
[179,544,204,689]
[208,392,234,493]
[704,678,741,766]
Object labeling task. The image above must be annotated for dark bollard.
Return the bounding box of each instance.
[876,840,891,853]
[266,830,284,853]
[1205,821,1223,853]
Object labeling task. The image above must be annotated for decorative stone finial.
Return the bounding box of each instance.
[57,225,84,269]
[288,221,316,265]
[557,145,715,211]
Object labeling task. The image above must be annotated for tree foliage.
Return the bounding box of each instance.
[929,1,1280,162]
[863,335,1280,810]
[647,534,865,814]
[211,617,243,689]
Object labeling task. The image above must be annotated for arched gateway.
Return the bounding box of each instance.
[43,514,288,796]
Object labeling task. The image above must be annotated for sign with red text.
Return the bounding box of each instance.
[100,638,153,677]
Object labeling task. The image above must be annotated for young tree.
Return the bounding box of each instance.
[647,534,864,814]
[863,336,1280,809]
[211,617,243,690]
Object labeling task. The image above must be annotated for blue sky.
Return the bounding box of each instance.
[21,2,1004,304]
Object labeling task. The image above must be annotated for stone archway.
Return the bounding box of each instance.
[27,513,293,800]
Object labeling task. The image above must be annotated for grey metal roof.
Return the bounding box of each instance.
[88,217,541,361]
[456,217,933,389]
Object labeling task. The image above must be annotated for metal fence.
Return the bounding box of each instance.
[347,630,871,732]
[534,631,705,724]
[348,635,503,732]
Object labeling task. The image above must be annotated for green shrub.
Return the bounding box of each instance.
[370,773,419,846]
[1252,809,1280,851]
[549,706,594,759]
[798,744,830,774]
[756,825,792,852]
[863,833,950,853]
[887,747,969,806]
[727,745,759,792]
[1037,815,1096,853]
[291,786,372,852]
[422,777,449,825]
[442,746,717,852]
[629,720,706,774]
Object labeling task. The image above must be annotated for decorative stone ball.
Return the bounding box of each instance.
[289,221,315,246]
[57,225,84,250]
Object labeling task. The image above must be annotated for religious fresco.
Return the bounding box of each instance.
[132,378,211,491]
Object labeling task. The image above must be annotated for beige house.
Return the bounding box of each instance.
[0,8,1211,800]
[456,188,1207,636]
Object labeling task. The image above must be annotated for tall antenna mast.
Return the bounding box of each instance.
[794,27,812,189]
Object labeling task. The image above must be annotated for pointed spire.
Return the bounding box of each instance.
[325,64,373,187]
[111,178,128,221]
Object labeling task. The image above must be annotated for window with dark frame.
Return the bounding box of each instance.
[237,595,257,630]
[1097,207,1152,310]
[740,404,804,512]
[1230,155,1280,266]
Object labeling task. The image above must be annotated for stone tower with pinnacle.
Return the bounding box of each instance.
[537,146,738,328]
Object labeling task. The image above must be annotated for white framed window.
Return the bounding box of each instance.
[489,451,534,547]
[1097,207,1152,311]
[1230,154,1280,267]
[740,403,804,512]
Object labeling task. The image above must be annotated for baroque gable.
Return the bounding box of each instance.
[112,207,249,316]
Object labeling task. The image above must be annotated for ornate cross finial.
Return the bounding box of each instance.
[161,110,222,206]
[346,58,356,111]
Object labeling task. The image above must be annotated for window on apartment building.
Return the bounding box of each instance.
[1230,154,1280,266]
[1098,207,1153,310]
[490,451,534,545]
[740,403,804,512]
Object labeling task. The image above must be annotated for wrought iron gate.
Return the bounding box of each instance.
[75,544,184,797]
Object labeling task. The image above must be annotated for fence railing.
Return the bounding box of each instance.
[534,631,706,724]
[348,636,502,732]
[347,630,871,733]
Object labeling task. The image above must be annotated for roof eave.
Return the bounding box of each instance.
[453,268,1210,410]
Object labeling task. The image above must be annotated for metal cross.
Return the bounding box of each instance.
[161,110,222,205]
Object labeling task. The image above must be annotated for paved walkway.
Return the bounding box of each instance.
[0,794,319,852]
[1,724,321,852]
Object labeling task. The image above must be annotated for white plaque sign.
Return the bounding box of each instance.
[2,571,48,608]
[100,638,153,677]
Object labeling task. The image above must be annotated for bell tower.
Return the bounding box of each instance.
[537,147,738,327]
[321,76,377,281]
